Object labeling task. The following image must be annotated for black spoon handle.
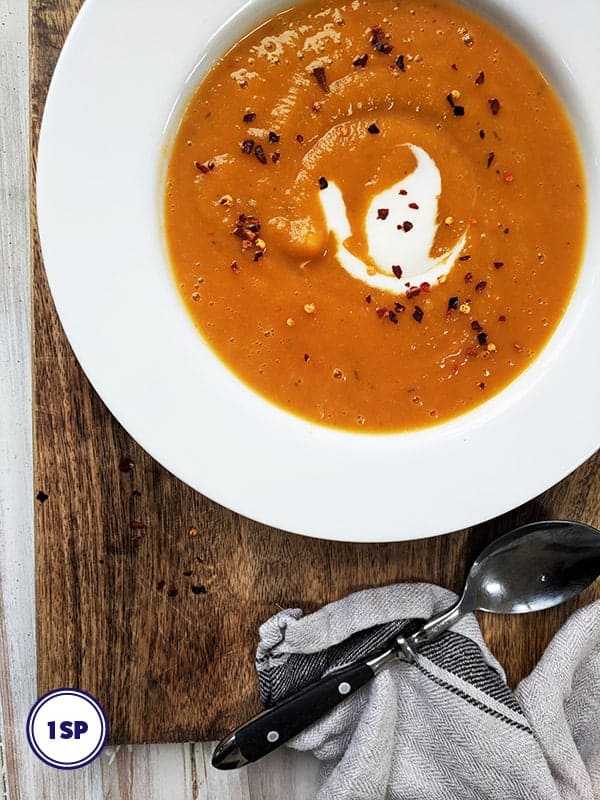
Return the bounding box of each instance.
[212,657,382,769]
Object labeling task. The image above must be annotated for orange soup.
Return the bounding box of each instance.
[164,0,585,432]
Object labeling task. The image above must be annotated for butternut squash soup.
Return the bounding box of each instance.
[164,0,585,432]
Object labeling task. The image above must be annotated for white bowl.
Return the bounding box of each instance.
[37,0,600,542]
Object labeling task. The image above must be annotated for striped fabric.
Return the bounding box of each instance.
[256,584,600,800]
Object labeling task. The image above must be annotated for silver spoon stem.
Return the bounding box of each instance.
[367,602,466,671]
[406,602,464,649]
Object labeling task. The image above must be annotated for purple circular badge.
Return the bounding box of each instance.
[26,688,108,769]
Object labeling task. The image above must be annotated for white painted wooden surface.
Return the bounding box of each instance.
[0,1,320,795]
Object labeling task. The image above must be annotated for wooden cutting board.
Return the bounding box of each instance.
[32,0,600,745]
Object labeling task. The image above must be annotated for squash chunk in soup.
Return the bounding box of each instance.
[164,0,585,432]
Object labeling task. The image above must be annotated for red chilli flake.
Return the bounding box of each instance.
[477,331,488,346]
[377,208,390,220]
[371,26,393,54]
[254,145,268,164]
[475,280,487,292]
[243,111,256,123]
[408,202,419,210]
[318,176,328,190]
[474,71,485,85]
[412,306,424,323]
[241,139,255,155]
[464,272,473,283]
[488,97,501,115]
[479,129,486,139]
[230,260,240,274]
[353,53,369,68]
[394,302,406,312]
[195,161,212,174]
[296,134,304,143]
[365,294,372,304]
[471,320,482,331]
[504,170,514,183]
[420,281,431,293]
[233,213,261,241]
[388,311,399,324]
[487,152,495,168]
[446,93,455,108]
[271,152,281,163]
[494,261,505,269]
[367,123,380,134]
[406,286,421,299]
[304,353,310,362]
[392,265,403,279]
[498,314,507,322]
[376,307,389,319]
[459,254,471,261]
[399,189,408,196]
[268,131,280,143]
[403,221,414,232]
[448,296,459,311]
[451,63,458,71]
[311,66,330,93]
[395,54,406,71]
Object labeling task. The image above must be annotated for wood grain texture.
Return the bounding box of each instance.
[31,0,600,750]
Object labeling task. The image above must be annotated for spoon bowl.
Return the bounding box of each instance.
[405,520,600,650]
[464,520,600,614]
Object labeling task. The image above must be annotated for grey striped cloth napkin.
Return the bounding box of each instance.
[256,584,600,800]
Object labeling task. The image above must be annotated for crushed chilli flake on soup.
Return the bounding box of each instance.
[164,0,585,432]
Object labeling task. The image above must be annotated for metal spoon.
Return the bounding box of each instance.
[213,519,600,770]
